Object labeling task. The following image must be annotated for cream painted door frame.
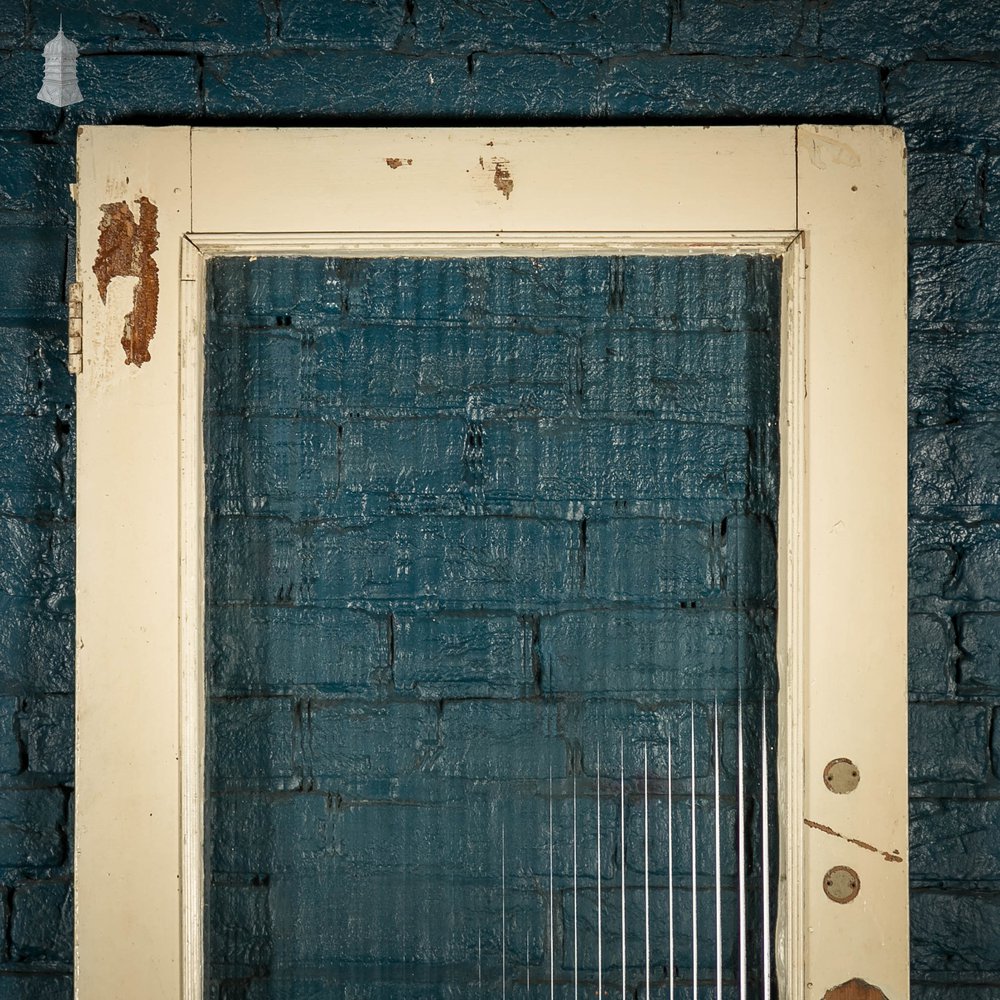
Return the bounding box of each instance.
[73,126,908,1000]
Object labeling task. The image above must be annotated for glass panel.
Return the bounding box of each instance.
[204,255,780,999]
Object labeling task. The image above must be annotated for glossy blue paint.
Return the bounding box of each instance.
[0,1,993,995]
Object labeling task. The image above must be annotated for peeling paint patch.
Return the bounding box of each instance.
[385,157,412,169]
[804,817,903,862]
[92,196,160,367]
[822,978,888,1000]
[492,159,514,199]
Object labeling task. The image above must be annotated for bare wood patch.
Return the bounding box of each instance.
[822,979,888,1000]
[93,196,160,367]
[385,157,412,169]
[492,159,514,199]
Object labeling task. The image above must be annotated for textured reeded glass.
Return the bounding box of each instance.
[204,255,781,999]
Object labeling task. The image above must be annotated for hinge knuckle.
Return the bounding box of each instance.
[68,282,83,375]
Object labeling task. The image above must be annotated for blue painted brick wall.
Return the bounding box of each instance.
[204,254,781,997]
[0,0,997,996]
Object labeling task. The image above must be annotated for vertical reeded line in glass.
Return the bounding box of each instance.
[737,698,747,1000]
[668,735,675,1000]
[597,744,603,1000]
[621,735,627,1000]
[502,824,507,1000]
[527,931,531,996]
[549,768,555,1000]
[573,772,579,1000]
[714,701,722,999]
[644,742,651,1000]
[761,702,771,1000]
[691,705,698,1000]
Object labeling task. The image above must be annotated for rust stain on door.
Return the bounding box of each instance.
[92,195,160,367]
[822,979,888,1000]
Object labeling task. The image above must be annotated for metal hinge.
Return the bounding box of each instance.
[68,282,83,375]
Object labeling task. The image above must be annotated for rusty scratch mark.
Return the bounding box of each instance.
[492,159,514,199]
[804,818,903,863]
[385,157,412,169]
[822,979,888,1000]
[93,196,160,367]
[847,836,877,853]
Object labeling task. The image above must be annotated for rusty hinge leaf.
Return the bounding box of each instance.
[68,282,83,375]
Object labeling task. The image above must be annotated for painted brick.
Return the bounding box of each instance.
[909,704,991,784]
[671,0,801,56]
[580,327,779,425]
[202,984,746,1000]
[624,796,743,876]
[909,613,956,699]
[955,614,1000,696]
[210,793,336,875]
[74,54,200,123]
[0,53,63,131]
[0,228,65,320]
[0,789,64,868]
[208,414,758,520]
[907,152,982,241]
[209,697,296,791]
[0,519,72,608]
[910,329,1000,423]
[0,601,73,695]
[0,138,74,224]
[414,0,668,56]
[574,700,742,781]
[911,890,1000,974]
[278,0,407,49]
[209,606,387,695]
[912,990,1000,1000]
[986,154,1000,240]
[391,612,528,698]
[815,0,1000,63]
[464,54,602,117]
[18,695,73,777]
[0,418,63,518]
[203,53,470,117]
[209,255,780,331]
[0,2,24,41]
[0,975,72,1000]
[603,57,881,119]
[208,514,585,609]
[565,885,741,976]
[911,799,1000,884]
[908,519,967,604]
[433,701,565,781]
[910,422,1000,513]
[0,696,20,775]
[205,247,778,990]
[256,870,526,969]
[950,527,1000,607]
[209,881,272,974]
[542,608,774,696]
[0,322,73,419]
[584,514,775,605]
[911,245,1000,330]
[33,2,274,50]
[10,881,72,964]
[888,62,1000,147]
[292,700,441,791]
